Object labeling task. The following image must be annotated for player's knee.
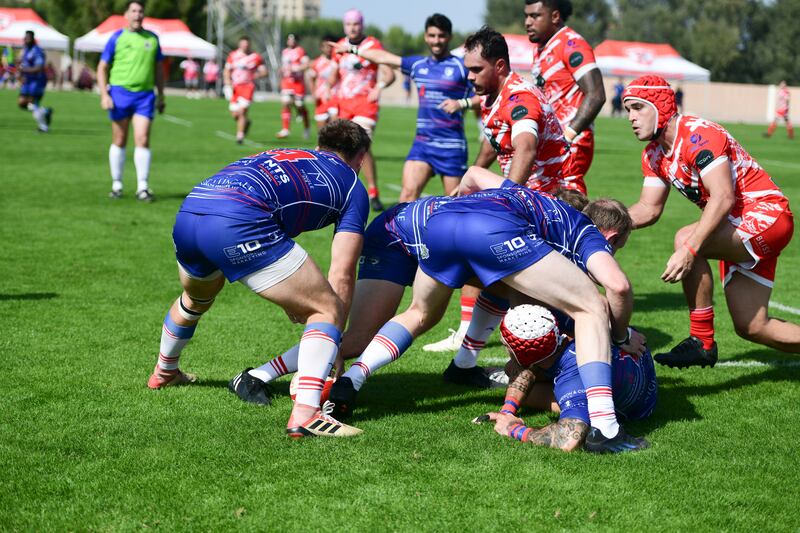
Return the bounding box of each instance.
[180,292,216,319]
[732,315,768,343]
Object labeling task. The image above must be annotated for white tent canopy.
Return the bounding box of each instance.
[74,16,215,59]
[0,8,69,50]
[595,40,710,82]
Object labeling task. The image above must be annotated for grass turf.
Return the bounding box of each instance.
[1,90,799,531]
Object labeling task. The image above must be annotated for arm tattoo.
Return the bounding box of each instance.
[525,418,589,451]
[570,69,606,134]
[507,369,536,400]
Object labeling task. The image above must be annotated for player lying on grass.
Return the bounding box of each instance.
[474,305,656,452]
[623,76,799,369]
[228,169,634,404]
[327,178,647,452]
[147,120,370,439]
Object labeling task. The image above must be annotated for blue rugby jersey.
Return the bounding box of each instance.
[432,185,612,272]
[20,44,46,84]
[400,54,473,150]
[544,340,658,423]
[179,149,369,237]
[384,196,453,259]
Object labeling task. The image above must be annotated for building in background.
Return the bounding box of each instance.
[240,0,320,21]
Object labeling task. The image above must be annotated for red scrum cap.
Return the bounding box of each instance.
[622,75,677,140]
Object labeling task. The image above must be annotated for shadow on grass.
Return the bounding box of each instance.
[631,348,800,434]
[634,291,687,312]
[0,292,58,301]
[195,372,495,422]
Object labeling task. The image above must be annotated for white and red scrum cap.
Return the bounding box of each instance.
[500,305,561,368]
[622,75,677,140]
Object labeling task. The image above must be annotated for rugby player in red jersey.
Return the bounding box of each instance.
[223,36,267,144]
[276,33,310,140]
[624,76,799,368]
[525,0,606,194]
[329,9,395,211]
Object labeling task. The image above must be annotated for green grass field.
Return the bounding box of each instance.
[2,90,799,531]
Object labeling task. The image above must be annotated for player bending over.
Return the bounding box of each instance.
[326,183,647,452]
[428,26,570,352]
[475,305,655,452]
[147,120,370,439]
[623,76,799,368]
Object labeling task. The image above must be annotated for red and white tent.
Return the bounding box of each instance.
[452,34,534,72]
[594,40,710,82]
[74,16,215,59]
[0,8,69,50]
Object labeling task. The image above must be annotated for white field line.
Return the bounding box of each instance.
[769,301,800,315]
[162,114,193,127]
[760,159,800,170]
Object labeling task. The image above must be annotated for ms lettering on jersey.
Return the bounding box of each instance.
[511,105,529,121]
[568,52,584,68]
[695,149,715,170]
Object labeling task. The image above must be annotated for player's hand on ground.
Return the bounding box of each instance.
[621,329,647,356]
[100,92,114,110]
[485,412,525,438]
[156,95,166,114]
[661,246,695,283]
[438,99,462,114]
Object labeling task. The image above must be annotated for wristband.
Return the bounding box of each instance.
[458,98,471,110]
[613,326,632,347]
[500,399,520,415]
[509,423,532,442]
[684,242,698,257]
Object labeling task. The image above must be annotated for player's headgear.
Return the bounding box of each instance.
[622,75,677,140]
[343,9,363,25]
[500,305,561,367]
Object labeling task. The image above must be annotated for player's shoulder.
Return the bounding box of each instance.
[642,141,663,168]
[562,26,591,46]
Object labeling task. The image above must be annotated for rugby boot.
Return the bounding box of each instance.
[228,368,273,406]
[443,360,506,389]
[654,336,718,369]
[147,366,197,389]
[136,188,155,202]
[286,410,362,438]
[584,427,649,454]
[369,196,384,212]
[275,128,290,139]
[44,107,53,126]
[422,327,464,352]
[323,377,358,420]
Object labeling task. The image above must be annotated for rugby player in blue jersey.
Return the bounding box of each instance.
[324,169,648,451]
[17,31,52,133]
[147,119,371,439]
[474,305,655,452]
[332,13,473,200]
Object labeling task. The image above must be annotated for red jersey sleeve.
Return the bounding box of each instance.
[641,144,668,187]
[683,122,730,178]
[559,35,597,81]
[502,91,544,142]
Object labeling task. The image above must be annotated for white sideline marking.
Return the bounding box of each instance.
[769,301,800,316]
[760,159,800,170]
[163,114,193,127]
